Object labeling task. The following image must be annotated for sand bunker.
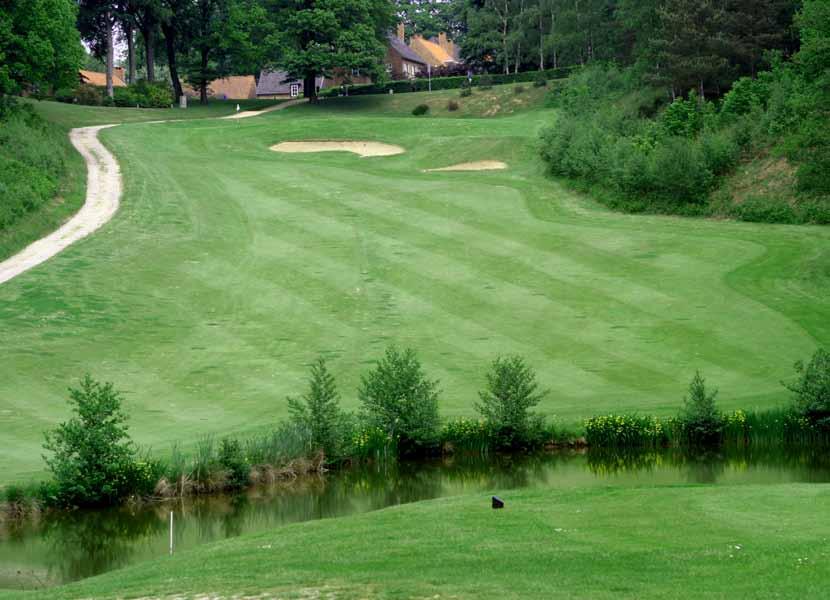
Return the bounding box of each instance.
[270,141,405,157]
[425,161,508,172]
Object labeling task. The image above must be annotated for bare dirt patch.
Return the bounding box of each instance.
[270,141,405,157]
[425,160,507,172]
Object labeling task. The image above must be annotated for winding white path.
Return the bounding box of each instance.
[0,125,121,285]
[0,99,303,286]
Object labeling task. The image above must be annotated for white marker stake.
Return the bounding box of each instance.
[169,511,174,555]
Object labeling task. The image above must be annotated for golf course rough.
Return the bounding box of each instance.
[0,96,828,483]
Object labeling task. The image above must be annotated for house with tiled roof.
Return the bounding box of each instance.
[207,76,256,100]
[386,25,428,79]
[255,70,330,99]
[409,33,461,68]
[79,68,127,88]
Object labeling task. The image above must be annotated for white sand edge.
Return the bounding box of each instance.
[0,99,305,286]
[424,160,508,172]
[271,140,405,157]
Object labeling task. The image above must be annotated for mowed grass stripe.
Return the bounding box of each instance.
[242,165,803,383]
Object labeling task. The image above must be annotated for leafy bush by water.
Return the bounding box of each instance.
[42,376,150,507]
[412,104,430,116]
[786,348,830,430]
[584,414,668,448]
[358,346,441,454]
[476,355,548,449]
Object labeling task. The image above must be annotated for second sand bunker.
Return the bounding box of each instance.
[271,141,405,157]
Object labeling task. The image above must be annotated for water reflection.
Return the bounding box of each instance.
[2,447,829,590]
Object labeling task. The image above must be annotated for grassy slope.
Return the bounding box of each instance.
[0,99,284,262]
[0,121,85,262]
[1,90,829,482]
[8,484,830,599]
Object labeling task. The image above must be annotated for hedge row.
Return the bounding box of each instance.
[320,67,575,98]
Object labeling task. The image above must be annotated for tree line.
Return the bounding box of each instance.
[2,1,806,107]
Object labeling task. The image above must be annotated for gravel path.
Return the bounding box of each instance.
[0,100,303,286]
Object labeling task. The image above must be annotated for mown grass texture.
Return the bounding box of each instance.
[0,92,828,483]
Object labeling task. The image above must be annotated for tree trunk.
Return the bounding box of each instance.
[539,10,545,70]
[144,26,155,82]
[199,49,209,105]
[303,73,317,101]
[126,24,136,84]
[105,12,114,98]
[162,22,183,102]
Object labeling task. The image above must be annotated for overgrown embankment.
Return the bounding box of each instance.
[539,3,830,225]
[0,103,84,260]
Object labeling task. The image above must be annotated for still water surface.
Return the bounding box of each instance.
[2,448,829,590]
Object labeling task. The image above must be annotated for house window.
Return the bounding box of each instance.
[290,84,299,97]
[385,63,393,74]
[351,68,361,77]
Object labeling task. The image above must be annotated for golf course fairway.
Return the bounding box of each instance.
[1,90,828,482]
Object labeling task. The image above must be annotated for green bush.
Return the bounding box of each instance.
[785,348,830,430]
[459,87,472,98]
[287,357,344,457]
[218,438,249,489]
[74,84,103,106]
[447,100,459,112]
[412,103,430,116]
[533,74,547,88]
[679,372,723,445]
[477,74,494,90]
[475,355,548,449]
[53,87,76,104]
[514,84,526,94]
[358,346,441,454]
[649,138,714,204]
[42,375,145,507]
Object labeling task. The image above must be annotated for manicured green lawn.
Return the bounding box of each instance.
[28,97,285,129]
[1,92,828,482]
[8,484,829,599]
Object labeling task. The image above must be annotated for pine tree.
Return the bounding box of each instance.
[288,357,342,456]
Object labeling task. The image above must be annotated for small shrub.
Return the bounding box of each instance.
[218,438,249,490]
[475,355,548,449]
[288,357,343,457]
[514,84,526,94]
[54,88,76,104]
[477,74,493,90]
[785,348,830,430]
[74,84,103,106]
[358,346,441,454]
[679,372,722,445]
[447,100,459,112]
[412,103,430,116]
[43,375,142,507]
[533,74,547,88]
[459,87,472,98]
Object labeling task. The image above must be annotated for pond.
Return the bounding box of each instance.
[2,447,829,590]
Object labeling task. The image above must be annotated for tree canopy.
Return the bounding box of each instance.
[0,0,83,96]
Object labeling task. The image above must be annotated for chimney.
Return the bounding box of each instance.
[437,33,455,59]
[397,23,405,42]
